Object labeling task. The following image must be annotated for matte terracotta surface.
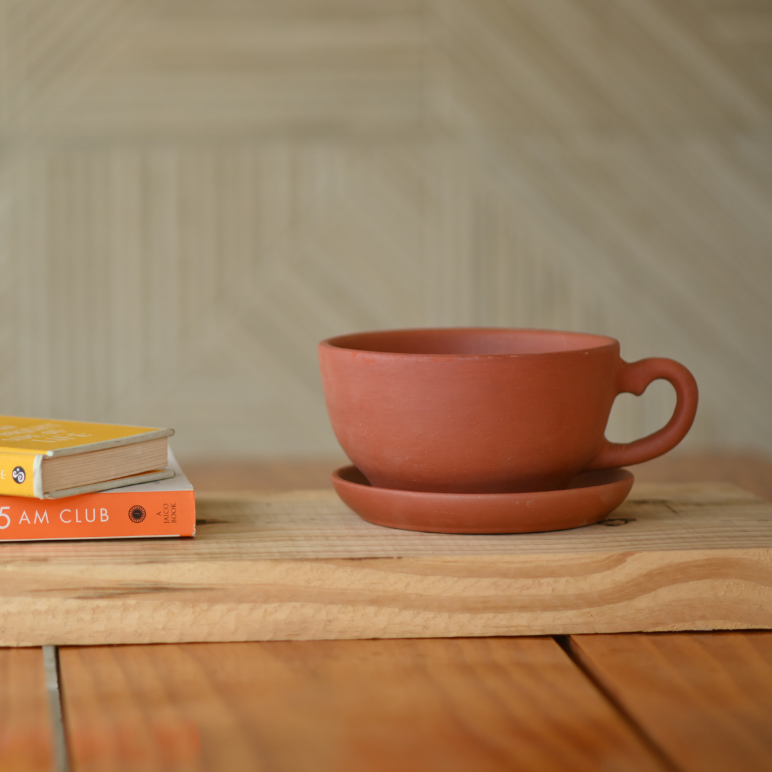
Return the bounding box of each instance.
[319,328,697,494]
[331,465,634,533]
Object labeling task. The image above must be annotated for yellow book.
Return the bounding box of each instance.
[0,416,174,499]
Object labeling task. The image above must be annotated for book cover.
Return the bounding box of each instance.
[0,416,173,498]
[0,453,195,542]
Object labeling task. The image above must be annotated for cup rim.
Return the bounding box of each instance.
[320,327,619,359]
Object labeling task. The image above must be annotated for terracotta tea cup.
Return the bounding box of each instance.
[318,328,698,494]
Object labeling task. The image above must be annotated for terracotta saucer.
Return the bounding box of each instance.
[331,466,635,534]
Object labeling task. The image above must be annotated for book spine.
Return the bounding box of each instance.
[0,487,195,541]
[0,452,42,498]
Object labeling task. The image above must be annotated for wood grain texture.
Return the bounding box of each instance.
[59,637,666,772]
[2,483,772,645]
[570,632,772,772]
[636,451,772,503]
[0,648,54,772]
[1,1,771,458]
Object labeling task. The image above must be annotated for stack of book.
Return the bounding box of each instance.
[0,416,195,541]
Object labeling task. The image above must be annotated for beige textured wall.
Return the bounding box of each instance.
[1,0,770,458]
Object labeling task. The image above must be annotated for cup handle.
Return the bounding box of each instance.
[586,358,698,470]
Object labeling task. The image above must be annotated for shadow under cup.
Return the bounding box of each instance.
[318,328,698,494]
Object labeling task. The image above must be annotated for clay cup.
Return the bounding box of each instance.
[318,328,698,494]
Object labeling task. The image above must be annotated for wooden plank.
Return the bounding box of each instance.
[2,483,772,645]
[182,457,344,493]
[0,648,54,772]
[182,452,772,500]
[636,451,772,503]
[59,637,667,772]
[569,632,772,772]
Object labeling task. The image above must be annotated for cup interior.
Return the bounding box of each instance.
[323,328,616,356]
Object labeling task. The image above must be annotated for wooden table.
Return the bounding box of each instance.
[4,452,772,772]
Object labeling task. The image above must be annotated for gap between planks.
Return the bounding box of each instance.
[556,636,682,772]
[43,646,70,772]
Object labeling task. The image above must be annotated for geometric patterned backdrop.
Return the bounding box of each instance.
[1,0,771,457]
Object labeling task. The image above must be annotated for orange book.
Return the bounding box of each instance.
[0,453,195,542]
